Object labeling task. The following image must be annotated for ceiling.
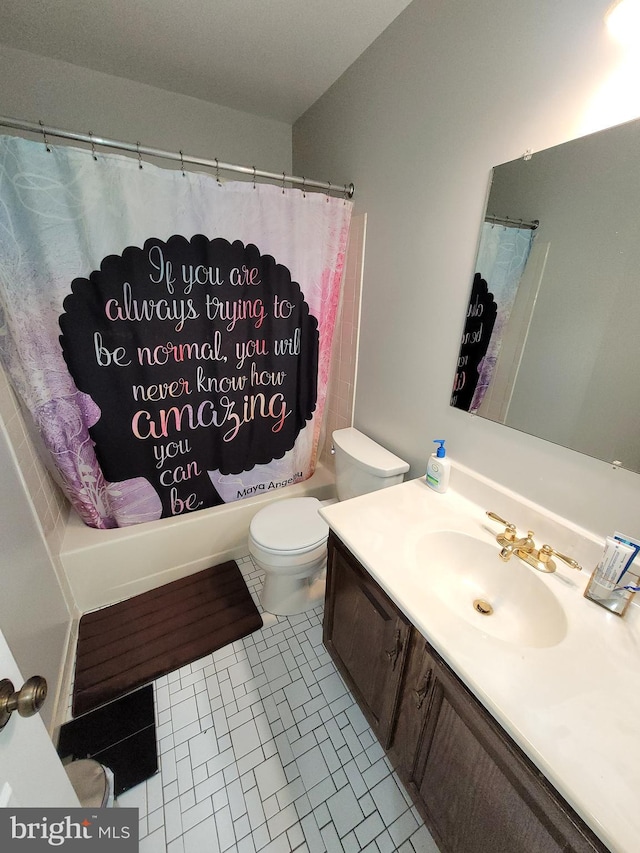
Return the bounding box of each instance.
[0,0,414,123]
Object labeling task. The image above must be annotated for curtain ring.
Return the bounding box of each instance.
[137,141,143,170]
[326,180,331,202]
[252,166,256,190]
[89,131,97,161]
[302,176,306,198]
[215,158,221,186]
[180,150,185,177]
[282,172,286,194]
[343,184,349,205]
[38,120,51,152]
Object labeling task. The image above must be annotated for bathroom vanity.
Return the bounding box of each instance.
[320,465,640,853]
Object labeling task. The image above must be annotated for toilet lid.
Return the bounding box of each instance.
[250,497,329,551]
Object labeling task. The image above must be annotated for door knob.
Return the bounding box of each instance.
[0,676,48,731]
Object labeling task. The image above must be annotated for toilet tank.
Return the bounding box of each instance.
[332,427,410,501]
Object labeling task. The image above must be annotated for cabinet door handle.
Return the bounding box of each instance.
[413,669,432,710]
[385,629,403,670]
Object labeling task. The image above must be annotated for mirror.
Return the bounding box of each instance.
[452,117,640,475]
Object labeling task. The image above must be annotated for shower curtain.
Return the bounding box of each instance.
[452,221,534,412]
[0,135,351,528]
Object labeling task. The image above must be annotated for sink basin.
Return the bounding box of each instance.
[410,531,567,648]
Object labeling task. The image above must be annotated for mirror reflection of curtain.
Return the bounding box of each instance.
[469,222,534,412]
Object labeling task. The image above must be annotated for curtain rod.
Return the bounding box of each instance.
[485,214,539,230]
[0,114,355,199]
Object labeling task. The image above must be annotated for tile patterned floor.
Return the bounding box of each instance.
[115,555,441,853]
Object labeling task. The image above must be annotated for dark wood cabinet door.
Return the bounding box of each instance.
[388,627,434,790]
[416,649,608,853]
[324,532,410,748]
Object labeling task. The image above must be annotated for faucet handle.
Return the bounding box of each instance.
[540,545,582,572]
[486,511,517,546]
[519,530,536,549]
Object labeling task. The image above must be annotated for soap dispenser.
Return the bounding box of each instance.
[426,439,451,493]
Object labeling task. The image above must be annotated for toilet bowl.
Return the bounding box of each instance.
[248,428,410,616]
[249,497,330,615]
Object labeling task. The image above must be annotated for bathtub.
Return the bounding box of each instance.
[60,462,335,612]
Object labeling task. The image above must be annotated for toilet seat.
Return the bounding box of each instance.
[249,497,328,554]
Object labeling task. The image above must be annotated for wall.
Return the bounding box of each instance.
[0,421,70,730]
[293,0,640,538]
[0,45,292,172]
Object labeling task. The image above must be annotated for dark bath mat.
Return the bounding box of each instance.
[72,560,263,717]
[58,685,157,797]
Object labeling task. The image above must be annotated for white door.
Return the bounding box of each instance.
[0,627,79,808]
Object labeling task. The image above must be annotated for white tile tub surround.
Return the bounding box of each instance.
[117,555,440,853]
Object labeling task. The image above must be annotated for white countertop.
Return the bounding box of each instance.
[320,463,640,853]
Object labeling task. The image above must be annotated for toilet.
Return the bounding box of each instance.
[249,428,410,615]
